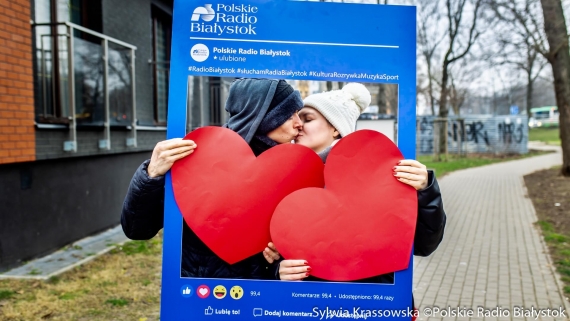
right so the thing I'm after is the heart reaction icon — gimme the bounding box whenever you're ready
[197,285,210,299]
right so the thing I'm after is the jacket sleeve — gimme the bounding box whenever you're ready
[120,159,166,240]
[249,253,279,280]
[413,170,447,257]
[272,258,284,280]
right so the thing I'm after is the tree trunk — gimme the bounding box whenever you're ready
[427,58,436,115]
[526,71,533,121]
[377,84,387,114]
[438,61,450,118]
[540,0,570,176]
[436,60,450,159]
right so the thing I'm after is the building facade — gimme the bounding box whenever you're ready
[0,0,228,271]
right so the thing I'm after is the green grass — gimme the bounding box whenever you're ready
[28,268,42,275]
[418,150,551,178]
[0,289,15,300]
[87,309,104,316]
[118,239,162,256]
[0,234,163,320]
[536,221,570,293]
[59,292,79,300]
[105,298,129,307]
[529,128,561,145]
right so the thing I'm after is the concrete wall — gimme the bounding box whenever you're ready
[417,115,529,155]
[0,151,151,272]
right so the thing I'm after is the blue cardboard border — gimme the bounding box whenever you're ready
[162,1,416,320]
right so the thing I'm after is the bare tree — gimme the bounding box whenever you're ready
[487,0,548,119]
[436,0,484,157]
[439,0,483,117]
[539,0,570,176]
[377,84,386,113]
[377,84,398,115]
[448,73,469,115]
[417,0,445,115]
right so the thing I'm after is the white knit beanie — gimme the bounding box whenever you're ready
[303,83,371,138]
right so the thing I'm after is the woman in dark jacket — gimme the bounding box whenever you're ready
[268,83,446,281]
[265,83,445,321]
[121,78,304,279]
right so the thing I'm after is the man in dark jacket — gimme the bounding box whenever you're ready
[121,78,303,279]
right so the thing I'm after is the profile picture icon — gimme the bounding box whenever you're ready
[190,43,209,62]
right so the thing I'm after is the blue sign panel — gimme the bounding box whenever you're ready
[162,1,417,320]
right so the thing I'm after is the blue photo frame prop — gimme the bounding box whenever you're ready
[162,1,417,320]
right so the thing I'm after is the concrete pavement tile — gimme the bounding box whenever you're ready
[413,147,569,318]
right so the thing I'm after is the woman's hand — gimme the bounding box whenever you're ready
[393,160,428,191]
[279,260,311,281]
[263,242,280,264]
[147,138,197,178]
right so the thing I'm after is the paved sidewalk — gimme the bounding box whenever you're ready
[413,145,568,320]
[0,225,128,280]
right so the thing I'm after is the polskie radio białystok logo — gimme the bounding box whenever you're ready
[191,4,215,22]
[190,4,258,36]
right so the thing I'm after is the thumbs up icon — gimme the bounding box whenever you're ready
[180,285,193,297]
[205,306,214,315]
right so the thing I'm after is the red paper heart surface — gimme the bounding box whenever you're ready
[171,126,325,264]
[270,130,418,281]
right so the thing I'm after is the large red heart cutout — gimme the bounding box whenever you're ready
[270,130,417,281]
[171,126,325,264]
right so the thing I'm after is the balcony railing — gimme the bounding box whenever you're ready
[32,22,138,152]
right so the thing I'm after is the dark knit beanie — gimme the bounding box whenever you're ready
[256,80,303,135]
[269,80,294,110]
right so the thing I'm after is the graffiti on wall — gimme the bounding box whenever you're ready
[417,115,528,155]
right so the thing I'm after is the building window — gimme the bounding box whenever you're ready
[33,0,104,124]
[151,5,172,125]
[209,77,222,126]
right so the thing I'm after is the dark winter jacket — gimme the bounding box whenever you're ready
[273,145,447,283]
[121,159,274,278]
[121,78,302,279]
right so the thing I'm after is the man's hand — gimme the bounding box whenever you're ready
[263,242,281,264]
[147,138,197,178]
[393,159,429,191]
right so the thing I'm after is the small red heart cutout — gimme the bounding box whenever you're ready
[270,130,417,281]
[171,126,325,264]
